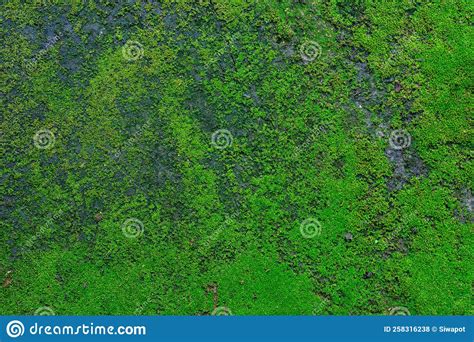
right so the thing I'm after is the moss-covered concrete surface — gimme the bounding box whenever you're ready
[1,0,472,315]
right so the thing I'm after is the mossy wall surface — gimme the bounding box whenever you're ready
[1,0,472,315]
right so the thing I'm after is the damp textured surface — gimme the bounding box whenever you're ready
[1,1,472,315]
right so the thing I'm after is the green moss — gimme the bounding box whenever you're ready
[1,0,471,315]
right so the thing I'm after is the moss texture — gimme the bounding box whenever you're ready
[1,0,472,315]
